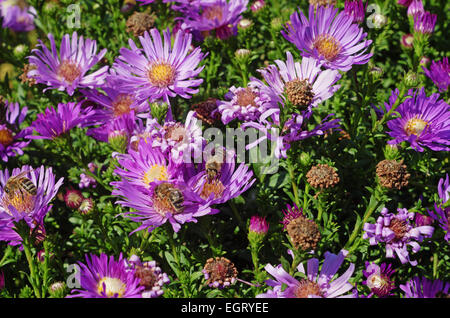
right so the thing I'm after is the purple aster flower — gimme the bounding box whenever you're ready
[362,262,396,298]
[363,207,434,266]
[282,5,372,71]
[29,102,97,140]
[112,139,181,191]
[112,179,218,233]
[386,88,450,152]
[136,111,205,164]
[256,250,357,298]
[422,57,450,93]
[344,0,366,24]
[125,255,170,298]
[187,147,255,205]
[68,253,144,298]
[0,0,36,32]
[0,100,33,162]
[257,52,341,112]
[0,165,63,247]
[111,28,207,119]
[27,32,108,96]
[413,11,437,34]
[87,111,139,145]
[79,163,98,189]
[400,276,449,298]
[428,174,450,242]
[179,0,249,40]
[217,81,278,124]
[407,0,424,17]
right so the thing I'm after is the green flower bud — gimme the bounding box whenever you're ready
[150,101,169,125]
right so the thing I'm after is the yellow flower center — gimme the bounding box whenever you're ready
[312,34,341,61]
[404,117,428,136]
[112,94,133,117]
[142,164,169,186]
[0,127,14,147]
[57,60,81,83]
[97,277,126,298]
[147,62,175,88]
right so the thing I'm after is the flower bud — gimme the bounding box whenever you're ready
[401,34,414,49]
[13,44,28,60]
[78,198,95,215]
[49,281,67,298]
[250,0,265,13]
[64,189,84,209]
[383,143,400,161]
[372,13,387,29]
[108,129,129,153]
[150,101,169,125]
[238,18,253,30]
[369,66,384,80]
[248,215,269,247]
[404,70,420,88]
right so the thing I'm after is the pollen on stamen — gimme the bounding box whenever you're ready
[202,5,223,21]
[147,62,175,88]
[112,94,134,117]
[57,60,82,83]
[200,179,225,200]
[404,117,428,136]
[142,165,169,186]
[236,87,258,107]
[312,34,341,61]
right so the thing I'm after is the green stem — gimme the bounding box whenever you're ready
[286,155,300,208]
[41,240,50,298]
[168,233,189,297]
[432,252,438,279]
[22,235,41,298]
[229,200,245,229]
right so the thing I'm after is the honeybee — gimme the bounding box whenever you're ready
[3,171,37,201]
[154,183,184,213]
[205,148,226,181]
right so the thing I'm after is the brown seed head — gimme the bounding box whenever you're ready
[191,98,220,125]
[285,79,314,108]
[376,159,410,190]
[126,11,155,37]
[306,164,340,189]
[286,216,321,251]
[203,257,238,287]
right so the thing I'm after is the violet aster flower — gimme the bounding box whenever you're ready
[422,57,450,93]
[344,0,366,24]
[386,88,450,152]
[87,111,139,144]
[217,81,278,124]
[111,28,207,119]
[362,262,396,298]
[281,203,304,229]
[125,255,170,298]
[27,32,108,96]
[112,139,181,191]
[257,52,341,112]
[363,207,434,266]
[282,5,372,71]
[413,11,437,34]
[0,165,64,247]
[187,147,255,205]
[68,253,144,298]
[428,174,450,242]
[131,111,205,164]
[256,250,356,298]
[180,0,249,40]
[29,102,97,140]
[400,276,449,298]
[0,100,33,162]
[0,0,36,32]
[112,179,218,233]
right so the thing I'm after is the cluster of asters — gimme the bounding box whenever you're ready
[1,0,449,299]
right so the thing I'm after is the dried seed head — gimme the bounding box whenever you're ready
[126,11,155,37]
[202,257,238,289]
[286,215,321,251]
[285,79,314,109]
[306,164,340,189]
[376,159,410,190]
[135,265,157,289]
[191,98,220,125]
